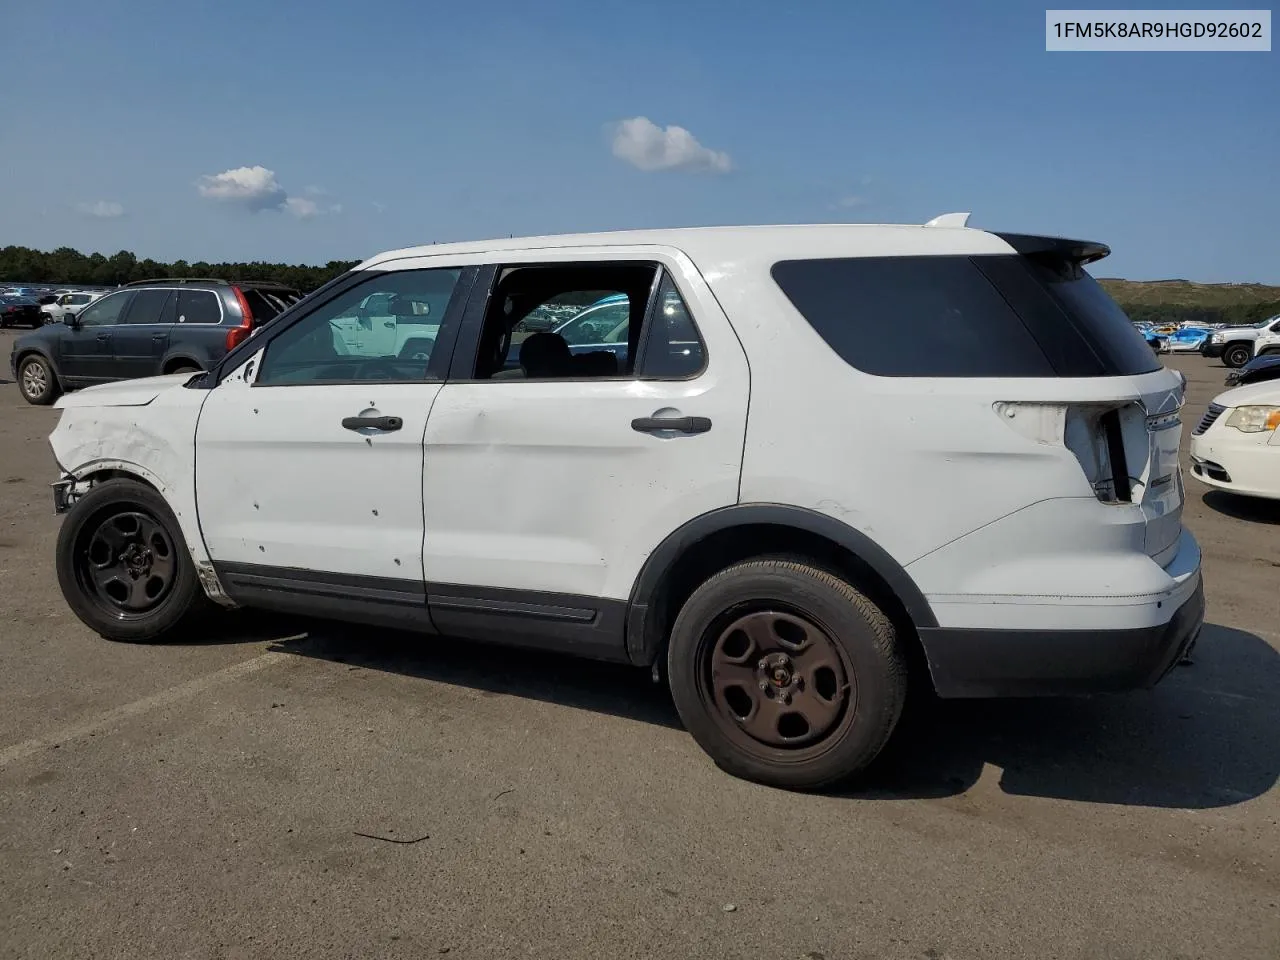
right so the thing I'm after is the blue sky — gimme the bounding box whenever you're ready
[1,0,1275,281]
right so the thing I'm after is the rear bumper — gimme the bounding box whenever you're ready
[919,579,1204,698]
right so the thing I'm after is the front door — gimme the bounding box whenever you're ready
[193,264,472,615]
[57,290,133,383]
[111,287,176,379]
[420,255,750,622]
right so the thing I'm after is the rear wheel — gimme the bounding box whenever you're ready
[18,355,60,405]
[55,478,215,642]
[168,363,202,376]
[1224,343,1253,368]
[667,559,907,790]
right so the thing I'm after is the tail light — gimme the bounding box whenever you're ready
[225,286,254,351]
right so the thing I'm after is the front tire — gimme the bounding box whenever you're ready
[667,559,907,791]
[1224,343,1253,368]
[55,478,214,642]
[18,355,60,405]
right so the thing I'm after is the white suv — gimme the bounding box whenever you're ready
[41,291,103,325]
[45,218,1204,790]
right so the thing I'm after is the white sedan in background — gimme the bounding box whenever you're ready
[1189,380,1280,500]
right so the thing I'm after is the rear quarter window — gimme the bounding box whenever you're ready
[177,290,222,325]
[771,256,1056,377]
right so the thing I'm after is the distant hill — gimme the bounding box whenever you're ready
[1098,278,1280,326]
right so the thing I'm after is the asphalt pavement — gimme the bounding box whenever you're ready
[1,334,1277,960]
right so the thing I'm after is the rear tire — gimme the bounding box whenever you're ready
[18,355,60,405]
[167,363,202,376]
[1224,343,1253,368]
[667,559,907,791]
[55,478,215,643]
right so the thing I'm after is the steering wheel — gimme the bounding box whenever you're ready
[355,358,402,380]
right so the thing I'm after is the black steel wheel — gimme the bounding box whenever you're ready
[1224,343,1253,368]
[56,478,215,642]
[668,559,907,790]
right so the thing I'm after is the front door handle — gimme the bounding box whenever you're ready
[151,333,166,341]
[631,415,712,435]
[95,334,110,342]
[341,415,403,432]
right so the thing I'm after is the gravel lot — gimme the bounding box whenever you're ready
[1,335,1277,960]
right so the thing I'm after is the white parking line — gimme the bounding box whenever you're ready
[0,650,297,769]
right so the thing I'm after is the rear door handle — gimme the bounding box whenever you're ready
[151,333,166,341]
[341,415,403,432]
[631,416,712,435]
[95,334,110,342]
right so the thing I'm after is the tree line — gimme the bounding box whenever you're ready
[4,243,1278,326]
[0,245,358,293]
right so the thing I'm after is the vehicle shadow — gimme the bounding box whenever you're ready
[267,620,682,730]
[850,622,1279,808]
[1201,490,1280,525]
[245,617,1277,810]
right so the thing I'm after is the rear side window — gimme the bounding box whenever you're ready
[177,290,222,325]
[773,254,1160,378]
[772,256,1055,377]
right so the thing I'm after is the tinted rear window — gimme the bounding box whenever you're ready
[772,254,1160,378]
[177,290,222,324]
[771,256,1055,377]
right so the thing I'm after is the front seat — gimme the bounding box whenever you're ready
[519,331,571,378]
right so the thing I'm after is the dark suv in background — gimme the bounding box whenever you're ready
[9,278,301,405]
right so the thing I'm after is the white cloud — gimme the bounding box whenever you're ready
[197,165,287,210]
[283,196,320,219]
[833,195,866,209]
[197,165,340,218]
[609,117,732,174]
[372,201,387,214]
[76,200,125,219]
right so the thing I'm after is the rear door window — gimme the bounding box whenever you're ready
[122,288,175,325]
[177,290,222,324]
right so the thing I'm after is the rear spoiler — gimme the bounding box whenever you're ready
[995,232,1111,266]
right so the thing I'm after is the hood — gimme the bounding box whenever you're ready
[1212,379,1280,409]
[54,373,195,409]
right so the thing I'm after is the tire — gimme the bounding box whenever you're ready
[1224,343,1253,368]
[55,478,215,643]
[18,354,60,405]
[667,558,907,791]
[39,313,52,326]
[167,363,202,376]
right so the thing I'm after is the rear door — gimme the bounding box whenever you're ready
[419,250,750,648]
[57,290,132,383]
[111,288,176,378]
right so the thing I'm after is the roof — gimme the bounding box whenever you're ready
[357,217,1097,273]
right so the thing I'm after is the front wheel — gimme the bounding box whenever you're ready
[1224,343,1253,368]
[667,559,907,791]
[55,478,215,642]
[18,355,60,405]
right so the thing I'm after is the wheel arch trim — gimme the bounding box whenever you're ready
[624,503,938,665]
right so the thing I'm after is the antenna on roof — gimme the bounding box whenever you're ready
[924,212,971,228]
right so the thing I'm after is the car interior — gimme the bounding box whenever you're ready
[475,264,659,380]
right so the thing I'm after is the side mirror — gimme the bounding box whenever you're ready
[63,314,80,328]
